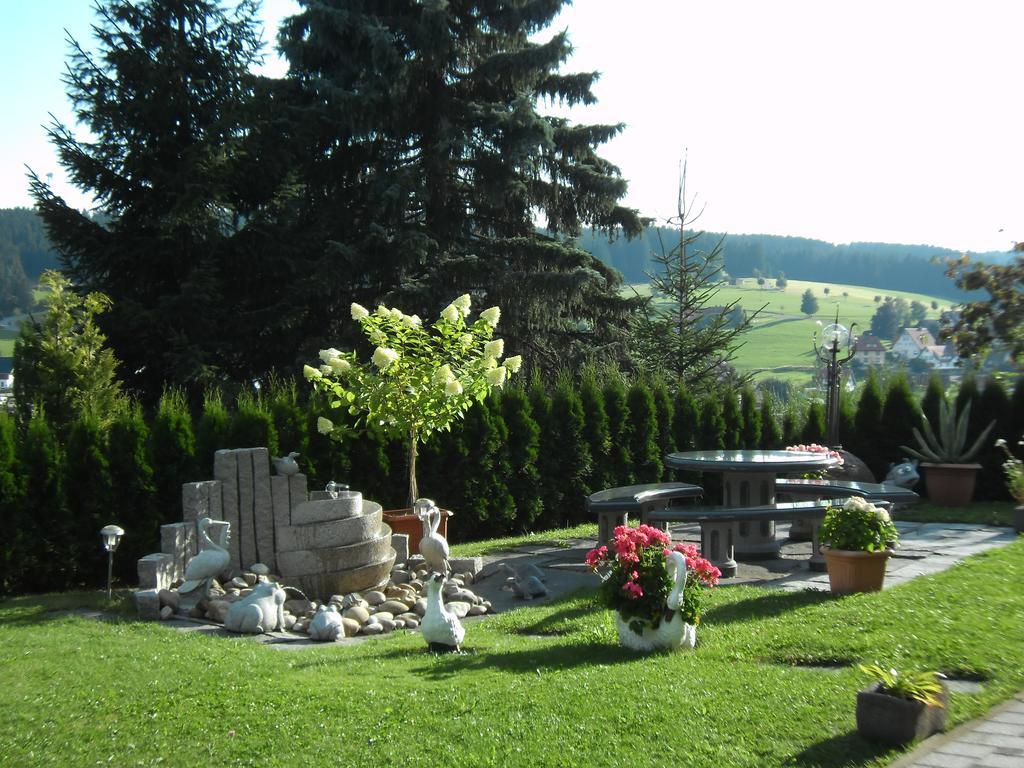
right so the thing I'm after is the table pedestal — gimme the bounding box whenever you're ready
[725,472,781,560]
[700,522,737,578]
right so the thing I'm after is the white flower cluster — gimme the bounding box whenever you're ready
[843,495,890,523]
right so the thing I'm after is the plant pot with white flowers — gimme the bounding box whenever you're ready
[304,294,521,553]
[819,496,900,595]
[900,400,995,507]
[994,436,1024,534]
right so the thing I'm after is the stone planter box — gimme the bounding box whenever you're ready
[856,681,949,745]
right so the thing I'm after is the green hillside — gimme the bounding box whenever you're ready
[630,279,954,384]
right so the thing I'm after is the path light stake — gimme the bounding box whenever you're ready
[100,524,124,599]
[813,310,858,448]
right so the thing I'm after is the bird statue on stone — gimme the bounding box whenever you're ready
[415,498,450,576]
[498,562,549,600]
[178,517,231,594]
[497,561,547,583]
[421,573,465,653]
[271,452,301,476]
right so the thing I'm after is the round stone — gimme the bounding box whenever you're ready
[377,618,397,632]
[359,623,384,636]
[380,599,411,615]
[340,617,360,637]
[468,604,487,616]
[250,563,271,576]
[364,590,386,606]
[342,605,370,624]
[372,611,394,623]
[413,598,427,617]
[446,601,471,619]
[159,605,174,620]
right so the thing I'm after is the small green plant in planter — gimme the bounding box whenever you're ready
[856,663,949,745]
[995,437,1024,533]
[900,399,995,506]
[819,497,899,594]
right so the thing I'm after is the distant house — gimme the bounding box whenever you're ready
[918,343,960,371]
[854,335,887,366]
[891,327,936,360]
[0,357,12,392]
[731,277,776,289]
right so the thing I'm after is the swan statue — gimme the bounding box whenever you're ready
[616,550,696,652]
[421,573,465,653]
[178,516,231,595]
[415,498,450,576]
[271,452,301,476]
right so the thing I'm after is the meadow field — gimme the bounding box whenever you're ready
[630,279,952,385]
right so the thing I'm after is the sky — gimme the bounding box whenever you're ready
[1,0,1021,253]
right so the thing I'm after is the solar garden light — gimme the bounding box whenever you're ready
[813,310,858,448]
[100,524,125,599]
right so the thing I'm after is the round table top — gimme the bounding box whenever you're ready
[665,449,838,473]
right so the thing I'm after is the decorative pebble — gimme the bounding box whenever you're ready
[408,579,423,592]
[390,569,411,585]
[340,617,360,637]
[205,600,231,624]
[446,601,471,619]
[359,623,384,636]
[239,588,253,598]
[403,618,420,630]
[461,571,474,585]
[188,604,205,619]
[376,618,397,632]
[284,598,313,615]
[342,605,370,624]
[242,573,258,587]
[328,594,345,606]
[468,604,487,616]
[372,611,395,623]
[380,599,411,615]
[283,614,297,630]
[250,563,271,576]
[364,590,386,606]
[230,576,249,589]
[159,605,174,620]
[413,598,427,617]
[158,589,180,610]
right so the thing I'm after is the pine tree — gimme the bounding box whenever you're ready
[194,388,231,477]
[921,374,946,428]
[499,386,542,532]
[1011,377,1024,448]
[697,396,725,451]
[800,289,819,317]
[579,368,612,492]
[650,379,675,480]
[149,389,196,526]
[879,373,920,471]
[671,385,699,454]
[19,409,69,592]
[759,394,783,449]
[278,0,644,371]
[545,379,590,525]
[626,381,661,483]
[66,412,114,585]
[781,405,801,447]
[269,378,310,477]
[12,270,121,439]
[974,380,1011,501]
[603,373,633,486]
[29,0,301,398]
[229,390,279,458]
[740,385,762,449]
[801,401,826,444]
[0,412,22,594]
[721,387,743,449]
[107,401,157,584]
[852,368,884,472]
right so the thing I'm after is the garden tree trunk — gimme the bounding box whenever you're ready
[407,428,418,508]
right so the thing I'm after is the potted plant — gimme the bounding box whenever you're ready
[855,663,949,745]
[900,399,995,506]
[305,294,521,550]
[585,525,720,652]
[995,437,1024,534]
[819,496,899,594]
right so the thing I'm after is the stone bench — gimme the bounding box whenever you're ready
[643,498,858,577]
[774,478,920,505]
[586,482,703,544]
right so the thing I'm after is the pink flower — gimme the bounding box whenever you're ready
[621,581,644,599]
[585,546,608,569]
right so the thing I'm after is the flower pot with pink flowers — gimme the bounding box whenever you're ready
[586,525,720,652]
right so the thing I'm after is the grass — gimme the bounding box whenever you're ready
[0,329,16,356]
[2,516,1022,767]
[894,500,1017,528]
[629,278,950,384]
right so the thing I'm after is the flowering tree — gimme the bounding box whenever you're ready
[305,294,521,506]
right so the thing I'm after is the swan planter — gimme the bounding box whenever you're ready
[587,525,720,653]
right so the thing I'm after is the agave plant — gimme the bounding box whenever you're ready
[900,400,995,464]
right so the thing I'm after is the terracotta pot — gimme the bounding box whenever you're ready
[856,681,949,745]
[821,546,892,594]
[381,508,452,555]
[920,462,981,507]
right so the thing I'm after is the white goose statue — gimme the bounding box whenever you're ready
[178,516,231,595]
[415,498,450,576]
[421,573,465,653]
[616,550,696,652]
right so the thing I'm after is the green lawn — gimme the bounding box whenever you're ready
[2,512,1022,767]
[0,329,16,356]
[630,279,950,385]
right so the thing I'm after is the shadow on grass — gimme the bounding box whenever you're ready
[0,591,134,627]
[701,589,832,626]
[787,730,892,767]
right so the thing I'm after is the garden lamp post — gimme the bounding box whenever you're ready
[813,311,858,448]
[100,524,124,599]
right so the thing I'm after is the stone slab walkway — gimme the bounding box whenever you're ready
[889,692,1024,768]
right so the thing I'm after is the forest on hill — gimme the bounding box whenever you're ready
[0,204,1006,317]
[581,227,1008,301]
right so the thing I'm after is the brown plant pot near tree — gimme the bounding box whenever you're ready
[856,681,949,745]
[382,509,452,555]
[920,462,981,507]
[821,547,892,594]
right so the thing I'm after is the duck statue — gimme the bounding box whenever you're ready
[414,498,450,576]
[421,573,465,653]
[271,452,301,476]
[615,550,696,652]
[178,516,231,595]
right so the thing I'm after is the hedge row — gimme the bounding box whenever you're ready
[1,372,1021,595]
